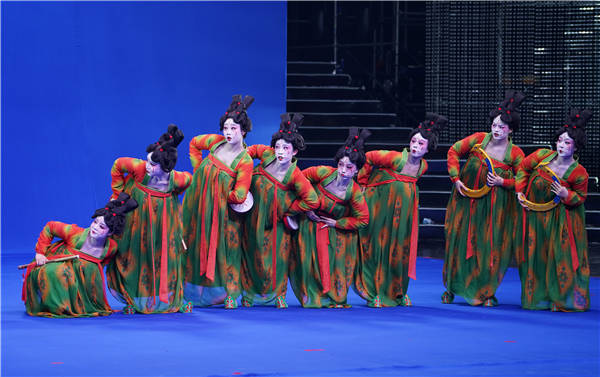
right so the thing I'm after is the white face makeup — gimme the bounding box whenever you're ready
[491,115,512,141]
[274,139,297,165]
[90,216,110,239]
[409,132,429,159]
[146,153,166,177]
[337,156,358,179]
[556,131,576,158]
[223,118,244,145]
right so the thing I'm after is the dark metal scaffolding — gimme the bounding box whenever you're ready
[426,1,600,178]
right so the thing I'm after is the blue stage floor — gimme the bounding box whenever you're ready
[2,253,598,377]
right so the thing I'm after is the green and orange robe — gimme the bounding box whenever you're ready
[106,157,192,314]
[182,134,253,306]
[289,166,369,308]
[241,145,319,306]
[22,222,117,318]
[354,148,427,307]
[515,149,590,311]
[443,132,524,305]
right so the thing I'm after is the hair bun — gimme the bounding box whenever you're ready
[489,90,525,132]
[333,127,370,170]
[421,112,447,134]
[271,113,306,151]
[567,108,592,130]
[221,94,254,134]
[92,193,138,235]
[145,124,182,172]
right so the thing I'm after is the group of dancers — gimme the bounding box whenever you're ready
[22,90,592,318]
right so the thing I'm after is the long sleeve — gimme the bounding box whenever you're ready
[35,221,83,255]
[357,150,403,185]
[286,168,321,215]
[356,162,373,186]
[501,146,525,190]
[366,150,404,169]
[447,132,487,182]
[563,165,588,207]
[515,149,551,193]
[246,144,273,160]
[228,153,254,204]
[189,134,225,171]
[335,184,370,230]
[110,157,147,199]
[173,170,193,195]
[302,166,334,184]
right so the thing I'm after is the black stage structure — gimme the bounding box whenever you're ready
[287,1,600,275]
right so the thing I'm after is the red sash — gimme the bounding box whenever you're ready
[316,223,331,293]
[200,154,236,281]
[313,180,345,293]
[135,181,171,304]
[256,166,290,291]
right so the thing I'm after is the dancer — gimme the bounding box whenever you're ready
[241,113,319,308]
[22,193,138,318]
[106,125,192,314]
[354,113,447,307]
[289,128,370,308]
[182,95,254,309]
[516,109,591,311]
[442,90,525,306]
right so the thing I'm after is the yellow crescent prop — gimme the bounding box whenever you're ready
[518,164,561,212]
[460,145,494,199]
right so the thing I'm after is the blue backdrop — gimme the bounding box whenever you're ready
[1,2,287,252]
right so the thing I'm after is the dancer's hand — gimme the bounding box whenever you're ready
[486,172,504,187]
[319,216,337,229]
[516,192,529,210]
[306,211,321,222]
[550,181,568,199]
[454,180,467,196]
[35,253,48,266]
